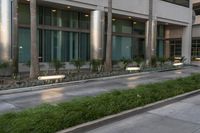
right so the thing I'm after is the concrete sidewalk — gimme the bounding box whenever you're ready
[0,66,200,114]
[86,93,200,133]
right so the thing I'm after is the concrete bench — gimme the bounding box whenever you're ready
[126,67,141,72]
[173,63,183,67]
[38,75,65,81]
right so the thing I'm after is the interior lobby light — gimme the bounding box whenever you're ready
[52,9,56,12]
[112,18,116,21]
[67,6,71,9]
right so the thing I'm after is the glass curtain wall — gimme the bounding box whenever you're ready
[157,25,165,57]
[169,39,182,57]
[192,39,200,58]
[18,4,90,63]
[112,19,145,61]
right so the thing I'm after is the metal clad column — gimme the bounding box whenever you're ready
[90,10,105,60]
[0,0,12,62]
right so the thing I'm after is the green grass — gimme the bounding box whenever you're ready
[1,74,200,133]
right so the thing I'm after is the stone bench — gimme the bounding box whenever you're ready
[126,67,141,72]
[38,75,65,82]
[173,63,183,67]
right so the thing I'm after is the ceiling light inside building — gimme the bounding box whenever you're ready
[52,9,56,12]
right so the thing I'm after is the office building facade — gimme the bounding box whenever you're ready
[0,0,192,70]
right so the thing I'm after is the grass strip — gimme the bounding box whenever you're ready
[1,74,200,133]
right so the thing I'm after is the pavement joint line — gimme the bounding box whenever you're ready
[57,89,200,133]
[192,127,200,133]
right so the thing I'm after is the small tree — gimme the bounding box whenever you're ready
[120,58,132,70]
[150,56,157,67]
[51,60,65,74]
[158,57,168,67]
[168,57,175,65]
[0,62,9,69]
[134,57,144,67]
[70,59,85,73]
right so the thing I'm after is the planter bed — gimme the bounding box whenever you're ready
[0,73,200,133]
[0,65,180,91]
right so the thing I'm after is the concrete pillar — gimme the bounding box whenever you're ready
[0,0,12,62]
[182,25,192,64]
[90,10,105,60]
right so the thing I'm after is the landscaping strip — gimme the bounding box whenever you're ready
[1,73,200,133]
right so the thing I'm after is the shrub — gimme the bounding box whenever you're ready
[150,56,157,67]
[0,74,200,133]
[0,61,9,69]
[70,59,85,73]
[157,57,168,66]
[168,57,175,64]
[120,58,132,70]
[90,59,103,72]
[134,57,144,67]
[50,60,65,73]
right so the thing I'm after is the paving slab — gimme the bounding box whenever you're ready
[86,112,200,133]
[85,94,200,133]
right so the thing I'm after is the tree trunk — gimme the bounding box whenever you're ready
[30,0,39,79]
[12,0,19,75]
[105,0,113,72]
[146,0,154,65]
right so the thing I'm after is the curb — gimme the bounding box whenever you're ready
[57,89,200,133]
[0,72,149,95]
[0,66,188,95]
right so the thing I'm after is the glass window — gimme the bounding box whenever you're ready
[19,28,30,63]
[79,33,90,61]
[157,25,165,38]
[79,13,90,29]
[62,11,78,28]
[157,40,165,57]
[19,4,30,25]
[113,19,132,34]
[192,39,200,58]
[133,21,145,36]
[112,36,132,60]
[170,40,182,57]
[132,38,145,58]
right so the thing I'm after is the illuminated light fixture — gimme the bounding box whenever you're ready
[112,18,116,21]
[67,6,71,9]
[26,0,30,1]
[85,14,89,17]
[52,9,56,12]
[173,63,183,67]
[128,16,132,19]
[38,75,66,81]
[133,21,137,25]
[195,58,200,60]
